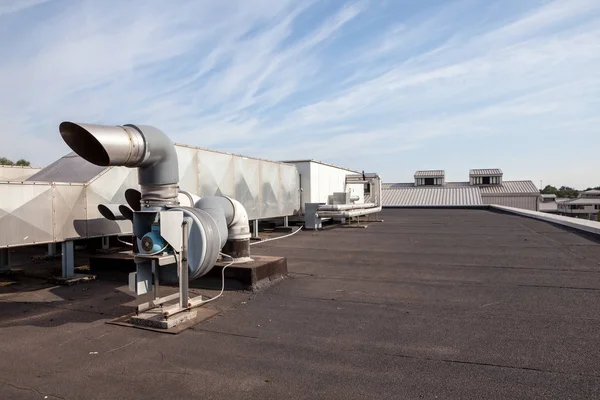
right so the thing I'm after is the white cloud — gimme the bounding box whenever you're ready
[0,0,599,187]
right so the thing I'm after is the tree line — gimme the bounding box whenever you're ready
[0,157,31,167]
[541,185,600,198]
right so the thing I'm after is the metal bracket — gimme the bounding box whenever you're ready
[134,219,204,319]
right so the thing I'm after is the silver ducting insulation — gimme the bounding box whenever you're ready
[150,197,252,283]
[317,175,383,218]
[194,196,251,241]
[318,202,376,211]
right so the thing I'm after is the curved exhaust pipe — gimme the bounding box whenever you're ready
[125,188,142,212]
[118,205,134,221]
[59,122,179,207]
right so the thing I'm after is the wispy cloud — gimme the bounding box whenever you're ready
[0,0,599,187]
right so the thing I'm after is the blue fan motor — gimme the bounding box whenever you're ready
[140,223,168,254]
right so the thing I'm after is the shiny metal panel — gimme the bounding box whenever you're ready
[279,163,301,216]
[1,145,299,248]
[53,183,88,241]
[260,161,282,218]
[85,167,135,237]
[0,166,42,181]
[233,156,260,219]
[197,149,235,198]
[0,182,54,246]
[175,146,200,196]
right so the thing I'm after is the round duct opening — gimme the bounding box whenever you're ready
[98,204,120,220]
[59,122,111,166]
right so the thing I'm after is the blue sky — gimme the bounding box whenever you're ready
[0,0,598,189]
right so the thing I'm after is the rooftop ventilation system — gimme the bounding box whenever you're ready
[59,121,251,318]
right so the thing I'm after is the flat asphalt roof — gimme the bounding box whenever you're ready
[1,208,600,399]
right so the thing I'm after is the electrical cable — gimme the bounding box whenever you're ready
[117,235,134,247]
[250,225,303,246]
[196,252,235,305]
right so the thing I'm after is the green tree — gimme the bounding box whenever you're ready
[541,185,558,195]
[0,157,14,166]
[557,186,579,198]
[15,159,30,167]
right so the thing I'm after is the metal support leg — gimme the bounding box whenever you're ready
[48,243,57,256]
[179,221,189,309]
[61,241,74,278]
[252,219,259,239]
[101,236,110,250]
[0,248,10,273]
[283,216,289,228]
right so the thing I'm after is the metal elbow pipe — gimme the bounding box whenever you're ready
[59,122,179,207]
[195,196,252,261]
[194,196,251,241]
[194,196,230,249]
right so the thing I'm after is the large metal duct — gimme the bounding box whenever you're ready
[195,196,252,261]
[59,122,179,208]
[60,121,252,291]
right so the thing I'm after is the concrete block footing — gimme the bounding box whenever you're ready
[131,309,198,329]
[50,273,96,286]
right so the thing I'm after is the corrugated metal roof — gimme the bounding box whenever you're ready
[384,182,415,189]
[26,152,107,183]
[414,170,444,178]
[562,198,600,205]
[480,180,539,195]
[581,190,600,196]
[382,186,482,206]
[470,168,503,176]
[445,181,471,187]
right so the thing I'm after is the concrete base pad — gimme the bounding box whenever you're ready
[50,273,96,285]
[108,307,220,334]
[131,309,198,329]
[206,255,288,292]
[91,252,287,291]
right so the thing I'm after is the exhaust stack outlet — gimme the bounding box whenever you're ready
[59,122,179,208]
[118,205,134,221]
[98,204,128,221]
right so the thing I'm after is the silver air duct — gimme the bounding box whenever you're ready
[59,122,179,208]
[60,121,253,294]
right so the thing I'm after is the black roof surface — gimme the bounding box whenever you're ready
[1,208,600,399]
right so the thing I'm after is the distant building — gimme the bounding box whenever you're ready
[556,190,600,220]
[382,168,540,211]
[539,194,558,213]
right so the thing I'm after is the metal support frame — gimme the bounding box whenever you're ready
[61,241,74,278]
[283,216,289,228]
[251,219,260,239]
[136,220,204,319]
[48,243,57,256]
[0,248,10,273]
[101,236,110,250]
